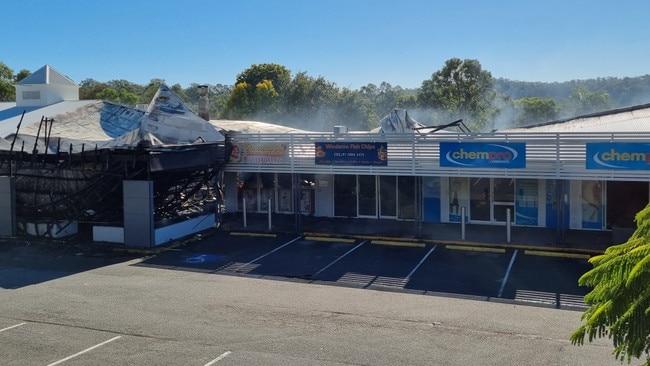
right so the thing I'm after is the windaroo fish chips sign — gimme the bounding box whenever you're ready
[315,142,388,166]
[440,142,526,168]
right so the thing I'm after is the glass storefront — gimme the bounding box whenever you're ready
[333,175,416,220]
[237,173,314,214]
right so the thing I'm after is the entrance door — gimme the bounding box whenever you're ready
[607,181,649,228]
[470,178,491,221]
[358,175,377,217]
[398,176,416,219]
[334,175,357,217]
[469,178,515,223]
[492,178,515,223]
[379,176,397,218]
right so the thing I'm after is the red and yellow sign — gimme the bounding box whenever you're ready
[230,143,289,164]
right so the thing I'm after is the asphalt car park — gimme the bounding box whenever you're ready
[0,233,611,365]
[0,320,235,366]
[138,231,593,309]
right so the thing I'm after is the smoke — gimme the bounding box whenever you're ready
[491,104,521,132]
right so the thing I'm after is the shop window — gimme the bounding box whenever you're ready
[398,176,416,219]
[260,173,275,211]
[358,175,376,216]
[300,174,315,214]
[238,173,258,212]
[334,175,357,217]
[277,174,292,212]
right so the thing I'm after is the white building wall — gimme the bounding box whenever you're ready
[16,84,79,107]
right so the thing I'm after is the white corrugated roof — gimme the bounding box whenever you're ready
[0,100,100,138]
[211,119,311,134]
[505,104,650,133]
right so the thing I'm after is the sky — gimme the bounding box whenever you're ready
[3,0,650,90]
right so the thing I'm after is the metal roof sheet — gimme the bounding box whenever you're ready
[17,64,77,86]
[505,104,650,133]
[0,100,100,138]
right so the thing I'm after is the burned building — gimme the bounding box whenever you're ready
[0,65,229,246]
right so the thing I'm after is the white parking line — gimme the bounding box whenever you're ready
[312,240,367,277]
[204,351,232,365]
[234,236,302,272]
[0,322,26,332]
[497,249,518,298]
[46,335,122,366]
[406,245,437,279]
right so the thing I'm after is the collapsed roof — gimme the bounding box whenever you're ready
[374,109,425,133]
[1,84,225,153]
[372,108,470,134]
[0,85,229,231]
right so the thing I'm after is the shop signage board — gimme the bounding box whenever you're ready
[439,142,526,168]
[229,143,289,164]
[315,142,388,166]
[586,142,650,170]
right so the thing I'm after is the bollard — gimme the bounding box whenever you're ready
[461,206,466,240]
[243,197,247,228]
[506,208,511,243]
[267,197,272,230]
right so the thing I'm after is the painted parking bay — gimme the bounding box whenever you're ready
[312,240,435,289]
[136,232,300,273]
[238,236,362,279]
[405,245,515,298]
[501,251,592,309]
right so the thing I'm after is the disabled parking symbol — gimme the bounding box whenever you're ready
[185,254,221,264]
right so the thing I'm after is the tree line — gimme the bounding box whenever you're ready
[2,60,650,132]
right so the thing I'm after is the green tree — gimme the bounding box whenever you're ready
[106,79,144,96]
[79,78,108,100]
[236,63,290,95]
[118,89,139,105]
[97,88,119,102]
[513,97,558,126]
[417,58,497,131]
[361,82,414,118]
[224,63,291,120]
[571,203,650,365]
[95,87,139,105]
[253,79,279,115]
[563,86,611,117]
[15,69,31,83]
[331,88,377,131]
[223,82,252,119]
[281,73,337,114]
[207,84,232,119]
[140,79,165,105]
[0,62,15,101]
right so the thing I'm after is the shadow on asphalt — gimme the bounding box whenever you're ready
[0,239,139,289]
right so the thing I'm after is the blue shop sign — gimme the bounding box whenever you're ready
[586,143,650,170]
[440,142,526,168]
[315,142,388,166]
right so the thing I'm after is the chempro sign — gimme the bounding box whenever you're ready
[440,142,526,168]
[586,142,650,170]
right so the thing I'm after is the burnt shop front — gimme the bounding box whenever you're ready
[222,134,650,233]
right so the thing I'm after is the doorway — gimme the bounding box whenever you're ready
[358,175,377,217]
[334,175,357,217]
[606,181,649,228]
[469,178,515,223]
